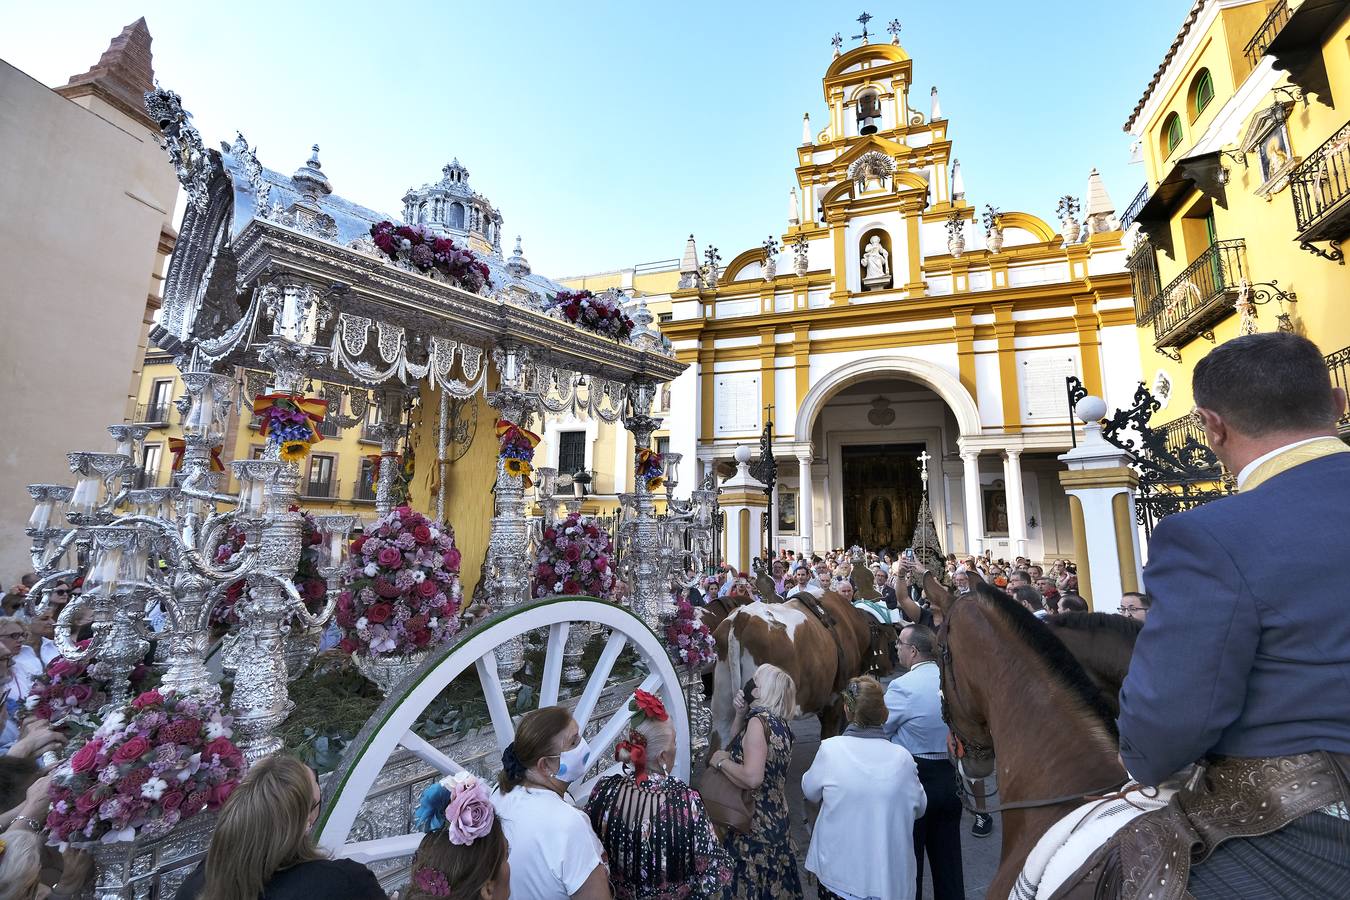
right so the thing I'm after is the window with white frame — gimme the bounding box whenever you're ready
[557,431,586,477]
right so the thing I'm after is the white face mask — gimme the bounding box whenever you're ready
[549,737,592,783]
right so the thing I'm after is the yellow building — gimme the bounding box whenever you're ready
[566,31,1142,564]
[129,353,386,517]
[1123,0,1350,441]
[0,19,179,579]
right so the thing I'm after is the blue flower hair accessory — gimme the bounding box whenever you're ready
[414,780,453,833]
[413,771,497,844]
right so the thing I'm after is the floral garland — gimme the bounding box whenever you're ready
[336,506,462,657]
[211,510,327,627]
[544,289,634,341]
[666,596,716,671]
[636,447,664,491]
[495,419,540,487]
[45,689,243,845]
[370,221,492,293]
[254,393,327,463]
[23,642,152,737]
[533,512,616,599]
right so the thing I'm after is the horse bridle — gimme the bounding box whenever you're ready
[936,602,1127,815]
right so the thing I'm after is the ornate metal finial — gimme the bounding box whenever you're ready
[292,144,332,198]
[887,19,901,43]
[507,235,531,279]
[143,84,212,212]
[853,12,872,44]
[917,449,931,490]
[701,246,722,288]
[831,32,843,56]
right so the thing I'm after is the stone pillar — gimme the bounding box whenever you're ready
[797,450,814,557]
[1058,396,1143,609]
[960,449,984,556]
[1003,449,1027,558]
[722,447,769,574]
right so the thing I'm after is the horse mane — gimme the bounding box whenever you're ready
[972,583,1119,738]
[1045,611,1142,637]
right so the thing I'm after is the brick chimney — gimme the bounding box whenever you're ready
[55,17,157,131]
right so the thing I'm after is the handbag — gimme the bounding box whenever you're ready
[695,760,754,834]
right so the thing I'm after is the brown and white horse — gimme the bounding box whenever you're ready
[928,575,1130,898]
[710,590,879,748]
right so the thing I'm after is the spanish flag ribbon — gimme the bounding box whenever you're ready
[253,393,329,443]
[493,419,541,448]
[366,452,401,483]
[169,438,225,472]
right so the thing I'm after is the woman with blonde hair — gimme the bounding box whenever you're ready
[707,663,802,899]
[175,754,384,900]
[802,676,926,900]
[585,690,730,898]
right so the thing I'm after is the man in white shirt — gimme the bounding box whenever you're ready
[14,609,60,689]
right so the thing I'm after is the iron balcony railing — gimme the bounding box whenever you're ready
[315,418,341,439]
[1326,345,1350,431]
[1289,120,1350,241]
[354,477,378,503]
[302,477,341,501]
[135,402,174,426]
[1120,183,1149,231]
[1243,0,1290,67]
[1148,240,1248,349]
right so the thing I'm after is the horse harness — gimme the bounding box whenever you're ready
[794,593,852,694]
[936,604,1127,816]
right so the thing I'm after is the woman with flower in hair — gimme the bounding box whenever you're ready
[491,706,609,899]
[408,772,510,900]
[584,690,730,899]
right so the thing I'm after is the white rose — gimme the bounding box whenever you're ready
[364,563,379,577]
[356,617,369,631]
[412,570,426,583]
[141,778,169,801]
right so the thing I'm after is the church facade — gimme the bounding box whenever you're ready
[565,37,1143,562]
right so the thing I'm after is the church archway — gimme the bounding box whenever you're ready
[794,354,980,442]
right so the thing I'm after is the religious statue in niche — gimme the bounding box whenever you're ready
[861,235,891,290]
[841,444,923,550]
[984,486,1010,535]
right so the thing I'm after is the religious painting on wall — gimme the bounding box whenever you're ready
[841,443,924,552]
[984,486,1010,536]
[777,490,798,534]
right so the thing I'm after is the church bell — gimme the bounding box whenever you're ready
[856,94,882,135]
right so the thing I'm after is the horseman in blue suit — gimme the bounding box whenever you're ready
[1118,332,1350,898]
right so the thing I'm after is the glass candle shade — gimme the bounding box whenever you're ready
[28,497,55,531]
[662,452,683,491]
[68,474,102,517]
[535,467,558,501]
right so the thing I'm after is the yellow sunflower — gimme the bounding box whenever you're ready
[647,476,664,491]
[279,440,311,462]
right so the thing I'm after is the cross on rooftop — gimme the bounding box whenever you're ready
[831,33,843,53]
[887,19,901,42]
[853,12,872,44]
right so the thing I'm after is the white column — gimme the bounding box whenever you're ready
[1004,449,1027,558]
[961,450,984,556]
[797,451,814,557]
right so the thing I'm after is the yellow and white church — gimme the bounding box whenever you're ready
[563,34,1143,564]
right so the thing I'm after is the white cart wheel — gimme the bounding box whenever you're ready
[315,597,690,864]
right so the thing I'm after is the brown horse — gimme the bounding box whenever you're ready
[1043,612,1140,717]
[929,575,1129,898]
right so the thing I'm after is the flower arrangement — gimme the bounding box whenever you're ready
[636,447,664,491]
[211,510,328,627]
[370,221,492,293]
[532,512,616,599]
[44,689,244,845]
[544,290,634,341]
[413,770,495,843]
[1056,195,1081,220]
[336,506,462,657]
[23,643,151,736]
[665,596,717,671]
[495,419,540,486]
[253,393,327,462]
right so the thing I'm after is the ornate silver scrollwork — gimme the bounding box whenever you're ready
[144,85,214,213]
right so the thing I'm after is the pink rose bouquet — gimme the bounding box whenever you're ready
[666,596,717,671]
[23,642,151,738]
[212,509,328,627]
[532,512,616,600]
[544,289,634,341]
[370,221,492,293]
[45,689,243,845]
[337,506,462,657]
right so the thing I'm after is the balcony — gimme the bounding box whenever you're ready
[1289,120,1350,257]
[135,402,174,426]
[1153,415,1221,479]
[354,478,378,503]
[315,418,341,439]
[301,477,341,501]
[1120,184,1149,231]
[1326,345,1350,432]
[359,422,381,444]
[1243,0,1290,67]
[1148,240,1248,350]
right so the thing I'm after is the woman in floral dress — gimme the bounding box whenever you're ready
[586,690,731,898]
[708,663,803,900]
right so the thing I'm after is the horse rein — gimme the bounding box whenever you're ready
[937,603,1128,816]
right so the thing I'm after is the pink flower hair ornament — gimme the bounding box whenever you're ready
[413,771,496,846]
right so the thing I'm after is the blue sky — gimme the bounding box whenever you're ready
[3,1,1186,277]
